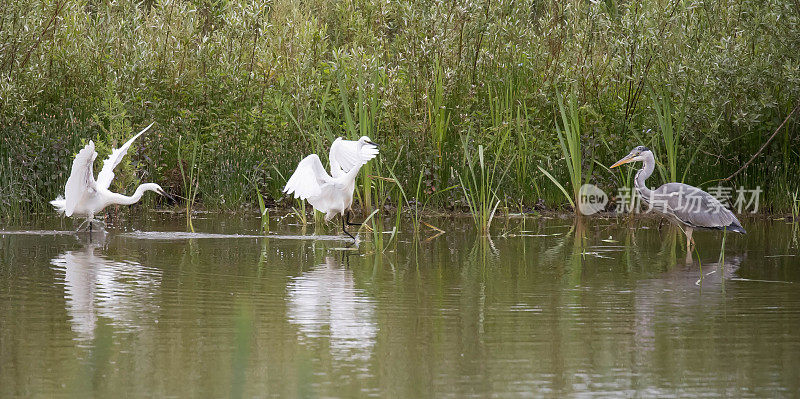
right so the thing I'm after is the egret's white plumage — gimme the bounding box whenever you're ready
[51,123,170,230]
[329,137,380,177]
[283,136,379,238]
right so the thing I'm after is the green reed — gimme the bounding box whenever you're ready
[790,190,800,247]
[338,68,382,215]
[1,0,798,215]
[651,85,689,183]
[407,168,456,235]
[540,90,583,212]
[247,176,269,234]
[291,199,308,229]
[457,128,512,236]
[0,155,21,220]
[361,148,406,252]
[177,135,202,233]
[429,57,451,158]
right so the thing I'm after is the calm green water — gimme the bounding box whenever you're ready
[1,215,799,397]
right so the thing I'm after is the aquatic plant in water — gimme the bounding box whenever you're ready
[457,130,512,236]
[178,135,202,233]
[540,91,584,213]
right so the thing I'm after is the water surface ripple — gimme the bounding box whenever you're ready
[1,216,798,397]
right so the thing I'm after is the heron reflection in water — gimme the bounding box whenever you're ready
[50,234,162,342]
[287,256,377,363]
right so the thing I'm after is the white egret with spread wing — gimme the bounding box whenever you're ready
[51,123,171,231]
[611,145,745,251]
[283,136,379,240]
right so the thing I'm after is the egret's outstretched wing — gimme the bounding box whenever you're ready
[64,141,98,216]
[96,122,154,190]
[329,137,379,176]
[283,154,334,200]
[50,196,67,213]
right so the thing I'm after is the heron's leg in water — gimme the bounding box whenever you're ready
[345,210,362,226]
[685,227,694,251]
[341,215,356,240]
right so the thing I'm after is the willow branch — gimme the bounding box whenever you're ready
[724,102,800,181]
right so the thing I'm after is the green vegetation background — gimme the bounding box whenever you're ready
[1,0,798,217]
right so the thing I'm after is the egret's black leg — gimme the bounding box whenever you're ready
[343,249,352,266]
[346,210,362,226]
[342,215,356,240]
[89,220,93,233]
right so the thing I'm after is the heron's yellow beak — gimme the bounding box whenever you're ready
[610,155,635,169]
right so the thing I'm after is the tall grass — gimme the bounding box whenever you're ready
[407,168,456,235]
[457,128,512,235]
[429,57,450,158]
[338,68,382,215]
[0,0,798,217]
[540,91,583,212]
[651,86,688,183]
[363,150,405,252]
[248,176,269,234]
[177,135,202,233]
[791,190,799,247]
[0,156,21,219]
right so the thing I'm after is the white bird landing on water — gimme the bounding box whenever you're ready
[51,123,171,232]
[283,136,379,240]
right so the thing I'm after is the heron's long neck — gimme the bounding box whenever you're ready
[106,184,155,206]
[634,152,655,201]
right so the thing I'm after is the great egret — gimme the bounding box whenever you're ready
[611,146,745,251]
[283,136,379,240]
[51,123,171,231]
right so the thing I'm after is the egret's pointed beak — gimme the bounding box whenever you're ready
[157,188,175,202]
[366,140,379,147]
[610,154,635,169]
[138,121,156,135]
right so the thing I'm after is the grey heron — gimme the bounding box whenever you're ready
[611,146,746,251]
[51,123,172,231]
[283,136,379,240]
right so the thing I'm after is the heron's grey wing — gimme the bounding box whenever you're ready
[329,137,379,177]
[652,183,740,230]
[283,154,334,200]
[96,123,153,190]
[64,141,98,216]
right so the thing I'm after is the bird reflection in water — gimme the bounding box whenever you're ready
[50,234,162,343]
[287,256,377,364]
